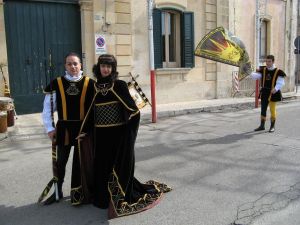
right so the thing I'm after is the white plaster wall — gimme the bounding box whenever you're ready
[284,0,298,91]
[131,0,150,85]
[228,0,295,93]
[233,0,288,69]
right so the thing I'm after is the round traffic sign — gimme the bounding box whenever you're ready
[96,37,105,47]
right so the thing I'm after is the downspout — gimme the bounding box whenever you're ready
[255,0,260,108]
[147,0,157,123]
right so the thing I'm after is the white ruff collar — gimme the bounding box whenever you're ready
[266,64,276,71]
[64,71,83,81]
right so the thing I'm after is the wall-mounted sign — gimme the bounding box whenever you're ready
[95,34,107,55]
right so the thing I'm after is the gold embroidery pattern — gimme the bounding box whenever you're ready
[145,180,172,193]
[66,83,80,95]
[71,186,84,205]
[95,102,125,126]
[108,170,171,218]
[96,83,111,96]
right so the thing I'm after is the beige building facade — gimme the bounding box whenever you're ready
[0,0,298,106]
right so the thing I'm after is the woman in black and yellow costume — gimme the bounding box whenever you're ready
[78,54,171,219]
[251,55,286,132]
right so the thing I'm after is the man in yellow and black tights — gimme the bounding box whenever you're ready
[251,55,286,133]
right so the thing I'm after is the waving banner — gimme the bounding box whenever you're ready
[194,27,252,80]
[127,73,151,109]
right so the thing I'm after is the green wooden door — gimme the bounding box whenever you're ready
[4,0,81,114]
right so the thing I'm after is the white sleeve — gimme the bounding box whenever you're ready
[42,93,57,133]
[274,77,285,92]
[250,72,262,80]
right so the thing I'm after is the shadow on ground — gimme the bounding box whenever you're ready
[0,198,109,225]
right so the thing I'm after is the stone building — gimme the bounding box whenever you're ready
[0,0,298,114]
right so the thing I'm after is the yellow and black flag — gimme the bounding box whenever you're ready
[195,27,252,80]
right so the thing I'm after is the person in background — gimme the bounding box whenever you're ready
[250,55,286,133]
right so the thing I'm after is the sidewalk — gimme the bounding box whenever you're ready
[140,90,300,123]
[1,90,299,141]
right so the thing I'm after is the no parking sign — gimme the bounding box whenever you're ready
[95,34,107,55]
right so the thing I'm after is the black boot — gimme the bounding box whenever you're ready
[254,120,265,131]
[44,182,63,205]
[43,191,63,205]
[269,120,275,133]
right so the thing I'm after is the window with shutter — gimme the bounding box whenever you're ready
[181,12,194,68]
[153,8,194,69]
[153,8,163,69]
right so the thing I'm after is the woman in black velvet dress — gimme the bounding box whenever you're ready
[78,54,171,219]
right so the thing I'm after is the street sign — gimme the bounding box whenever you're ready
[95,34,107,55]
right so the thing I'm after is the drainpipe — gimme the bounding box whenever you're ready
[255,0,260,108]
[147,0,157,123]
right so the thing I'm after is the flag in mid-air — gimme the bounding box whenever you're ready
[195,27,252,80]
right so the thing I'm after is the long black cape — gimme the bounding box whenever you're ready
[78,80,171,219]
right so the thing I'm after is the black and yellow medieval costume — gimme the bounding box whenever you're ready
[43,75,95,205]
[254,66,286,132]
[78,54,171,219]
